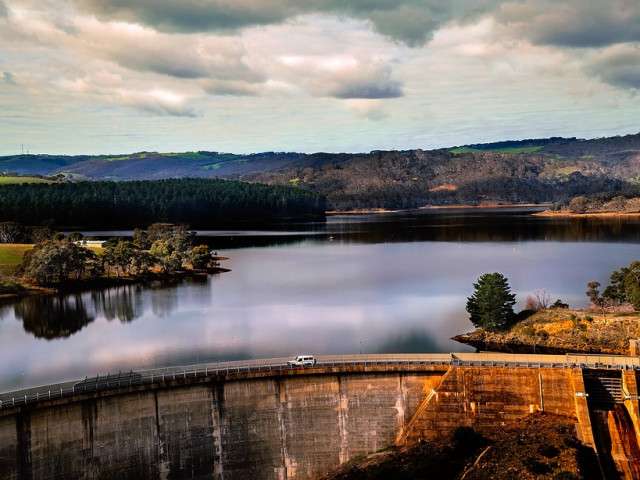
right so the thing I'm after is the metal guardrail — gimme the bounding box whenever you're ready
[1,353,639,410]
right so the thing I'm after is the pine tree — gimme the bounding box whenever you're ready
[466,272,517,331]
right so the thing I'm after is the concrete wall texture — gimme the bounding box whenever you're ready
[1,364,639,479]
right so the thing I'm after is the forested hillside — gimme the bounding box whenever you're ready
[0,179,325,228]
[2,132,640,210]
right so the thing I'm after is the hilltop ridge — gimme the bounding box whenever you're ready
[2,132,640,211]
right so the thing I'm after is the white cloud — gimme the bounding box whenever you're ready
[76,18,265,85]
[0,0,639,154]
[275,54,402,99]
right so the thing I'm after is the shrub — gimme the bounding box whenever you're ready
[0,280,26,293]
[538,444,560,458]
[524,457,551,474]
[551,299,569,309]
[553,471,581,480]
[568,196,590,214]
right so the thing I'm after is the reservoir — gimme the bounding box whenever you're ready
[2,206,640,392]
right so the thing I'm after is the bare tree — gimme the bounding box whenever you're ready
[525,289,551,311]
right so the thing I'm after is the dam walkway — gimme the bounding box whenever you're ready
[2,352,639,410]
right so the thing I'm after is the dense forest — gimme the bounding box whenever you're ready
[0,178,326,228]
[2,132,640,211]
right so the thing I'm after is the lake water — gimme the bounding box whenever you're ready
[3,207,640,392]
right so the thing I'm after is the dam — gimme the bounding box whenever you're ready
[1,353,640,479]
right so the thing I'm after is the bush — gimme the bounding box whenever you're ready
[524,457,551,474]
[551,299,569,309]
[568,196,590,214]
[553,471,581,480]
[538,444,560,458]
[0,280,26,293]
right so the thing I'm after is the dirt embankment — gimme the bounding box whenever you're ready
[453,309,640,355]
[320,413,592,480]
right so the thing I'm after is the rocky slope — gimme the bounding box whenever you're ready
[453,308,640,355]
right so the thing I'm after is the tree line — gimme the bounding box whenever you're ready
[586,261,640,314]
[0,178,326,228]
[246,149,633,211]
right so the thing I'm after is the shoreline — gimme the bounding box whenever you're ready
[0,266,230,302]
[451,308,640,356]
[534,210,640,218]
[327,203,550,215]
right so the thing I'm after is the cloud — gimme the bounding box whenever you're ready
[199,79,262,96]
[585,44,640,90]
[277,55,403,99]
[344,99,389,120]
[60,71,199,117]
[69,0,500,46]
[0,0,7,17]
[70,0,300,33]
[69,18,268,97]
[495,0,640,48]
[76,19,264,81]
[2,71,16,85]
[114,89,199,117]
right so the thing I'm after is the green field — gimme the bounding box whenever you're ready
[0,176,53,184]
[0,244,30,265]
[0,244,30,277]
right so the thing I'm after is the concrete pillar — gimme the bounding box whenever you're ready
[622,370,640,446]
[571,369,595,447]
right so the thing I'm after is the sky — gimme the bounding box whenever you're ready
[0,0,639,156]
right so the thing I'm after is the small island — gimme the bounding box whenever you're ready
[454,262,640,356]
[0,222,228,298]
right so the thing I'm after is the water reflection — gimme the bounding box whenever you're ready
[197,209,640,248]
[15,294,95,339]
[80,208,640,249]
[6,278,203,340]
[373,331,439,354]
[92,285,144,323]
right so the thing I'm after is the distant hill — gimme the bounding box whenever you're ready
[2,132,640,210]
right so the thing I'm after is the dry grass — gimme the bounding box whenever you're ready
[0,244,31,268]
[510,308,640,354]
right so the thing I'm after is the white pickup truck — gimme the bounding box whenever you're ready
[287,355,317,367]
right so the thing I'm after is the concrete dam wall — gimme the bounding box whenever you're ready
[1,354,640,479]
